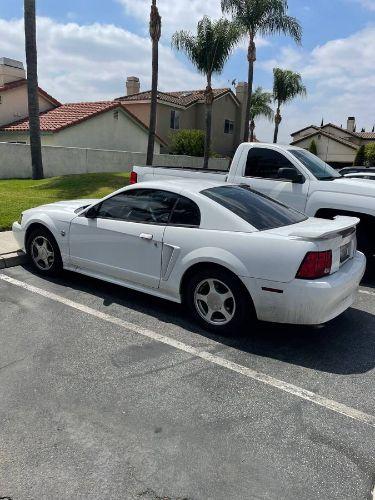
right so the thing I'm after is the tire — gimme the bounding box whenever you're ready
[184,267,254,334]
[26,227,63,275]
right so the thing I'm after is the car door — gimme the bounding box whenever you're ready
[68,188,179,288]
[238,146,309,212]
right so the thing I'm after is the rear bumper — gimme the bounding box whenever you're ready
[242,251,366,325]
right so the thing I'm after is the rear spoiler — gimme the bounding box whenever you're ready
[290,216,360,240]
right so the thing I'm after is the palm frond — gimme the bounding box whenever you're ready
[250,86,274,121]
[172,16,241,78]
[273,67,306,105]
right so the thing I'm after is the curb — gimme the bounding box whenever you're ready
[0,251,28,269]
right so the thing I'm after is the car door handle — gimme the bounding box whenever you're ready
[139,233,153,240]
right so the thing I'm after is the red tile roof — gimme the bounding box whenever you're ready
[0,101,166,145]
[0,78,61,106]
[358,132,375,139]
[117,88,239,107]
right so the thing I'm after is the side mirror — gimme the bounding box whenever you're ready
[278,167,305,184]
[85,206,98,219]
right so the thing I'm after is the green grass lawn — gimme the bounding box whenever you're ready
[0,172,130,231]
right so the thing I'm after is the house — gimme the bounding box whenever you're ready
[0,101,165,153]
[291,117,375,168]
[0,58,164,153]
[0,57,60,127]
[117,77,249,156]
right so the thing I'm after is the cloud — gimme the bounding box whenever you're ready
[0,16,206,103]
[354,0,375,10]
[256,26,375,143]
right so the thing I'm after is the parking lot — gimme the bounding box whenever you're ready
[1,264,375,500]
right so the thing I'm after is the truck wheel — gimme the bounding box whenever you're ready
[26,228,63,275]
[184,267,254,334]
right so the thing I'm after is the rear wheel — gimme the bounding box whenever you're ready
[184,267,254,334]
[26,228,62,275]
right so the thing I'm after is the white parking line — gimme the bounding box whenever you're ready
[359,289,375,297]
[1,273,375,428]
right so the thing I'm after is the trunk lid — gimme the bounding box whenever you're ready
[267,216,360,274]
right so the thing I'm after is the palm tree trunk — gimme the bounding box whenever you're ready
[146,0,161,166]
[24,0,43,180]
[203,78,214,169]
[249,118,255,142]
[273,106,282,144]
[244,34,256,143]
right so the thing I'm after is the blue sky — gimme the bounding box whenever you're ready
[0,0,374,142]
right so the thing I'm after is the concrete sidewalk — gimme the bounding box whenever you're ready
[0,231,27,269]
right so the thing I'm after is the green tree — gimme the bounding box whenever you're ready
[308,139,317,156]
[146,0,161,166]
[24,0,44,179]
[365,143,375,167]
[249,86,273,141]
[272,67,306,143]
[221,0,302,143]
[170,130,205,157]
[354,144,366,166]
[172,17,240,169]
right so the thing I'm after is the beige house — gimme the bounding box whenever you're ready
[0,58,164,153]
[0,57,60,127]
[117,77,249,156]
[291,117,375,168]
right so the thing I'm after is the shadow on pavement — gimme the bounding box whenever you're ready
[21,263,375,377]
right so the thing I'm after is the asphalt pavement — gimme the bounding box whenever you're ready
[0,264,375,500]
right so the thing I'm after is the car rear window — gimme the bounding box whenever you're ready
[201,185,307,230]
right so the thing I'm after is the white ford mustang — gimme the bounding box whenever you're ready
[12,180,366,332]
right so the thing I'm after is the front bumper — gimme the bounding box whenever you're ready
[242,251,366,325]
[12,222,26,252]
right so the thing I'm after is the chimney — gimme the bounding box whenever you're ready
[235,82,248,143]
[0,58,26,86]
[347,116,356,133]
[126,76,140,96]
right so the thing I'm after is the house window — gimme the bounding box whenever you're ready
[113,110,119,120]
[170,110,180,130]
[224,119,234,134]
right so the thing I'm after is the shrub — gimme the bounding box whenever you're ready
[170,129,205,157]
[354,144,366,166]
[308,139,318,155]
[365,143,375,166]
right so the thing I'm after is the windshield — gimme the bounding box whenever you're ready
[202,185,307,231]
[290,149,341,180]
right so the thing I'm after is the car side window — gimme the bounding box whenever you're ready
[169,196,201,227]
[95,189,178,224]
[244,148,298,180]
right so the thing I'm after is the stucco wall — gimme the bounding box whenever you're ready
[0,142,230,179]
[210,94,238,156]
[0,85,54,127]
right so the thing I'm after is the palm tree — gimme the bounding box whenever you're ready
[221,0,302,143]
[249,86,273,141]
[172,17,240,169]
[272,67,306,143]
[24,0,43,179]
[146,0,161,166]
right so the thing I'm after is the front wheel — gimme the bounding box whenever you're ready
[27,228,63,275]
[184,267,254,334]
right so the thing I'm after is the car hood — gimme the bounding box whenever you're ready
[320,177,375,196]
[26,199,99,215]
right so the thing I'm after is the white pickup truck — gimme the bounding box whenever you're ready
[132,143,375,257]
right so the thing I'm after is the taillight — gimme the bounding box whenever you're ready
[296,251,332,279]
[130,171,138,184]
